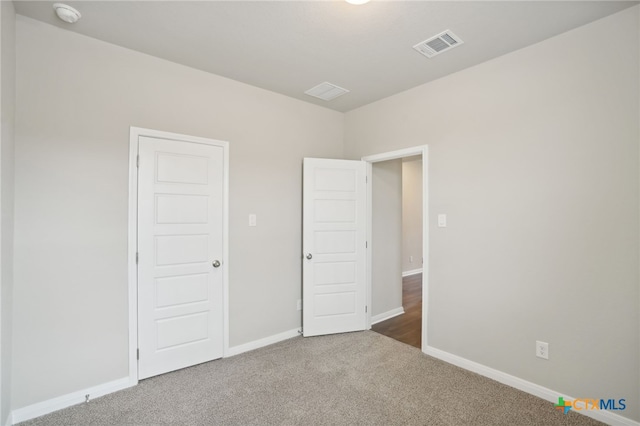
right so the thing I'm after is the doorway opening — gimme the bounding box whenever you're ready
[362,147,428,352]
[371,156,423,348]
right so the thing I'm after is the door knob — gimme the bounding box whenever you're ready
[306,253,312,260]
[212,260,221,268]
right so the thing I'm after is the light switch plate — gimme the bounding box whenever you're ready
[438,214,447,227]
[249,214,257,227]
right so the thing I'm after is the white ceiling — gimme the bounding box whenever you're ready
[14,1,637,112]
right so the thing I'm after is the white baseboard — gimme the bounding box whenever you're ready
[226,328,300,357]
[11,376,132,424]
[424,346,639,426]
[371,307,404,325]
[402,268,422,277]
[10,330,301,424]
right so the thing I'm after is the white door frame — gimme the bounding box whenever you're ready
[127,126,230,385]
[362,145,428,352]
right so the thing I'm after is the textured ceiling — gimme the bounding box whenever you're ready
[14,1,638,112]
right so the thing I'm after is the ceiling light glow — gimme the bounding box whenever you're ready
[346,0,371,5]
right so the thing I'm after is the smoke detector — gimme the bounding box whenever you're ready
[53,3,81,24]
[414,30,463,58]
[304,82,349,101]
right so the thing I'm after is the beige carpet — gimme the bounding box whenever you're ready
[20,331,603,425]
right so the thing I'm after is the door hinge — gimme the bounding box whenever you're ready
[136,349,139,360]
[365,176,368,183]
[136,252,139,264]
[365,241,368,248]
[136,155,139,168]
[365,305,368,313]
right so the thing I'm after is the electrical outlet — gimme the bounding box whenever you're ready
[296,299,302,311]
[410,256,413,263]
[536,341,549,359]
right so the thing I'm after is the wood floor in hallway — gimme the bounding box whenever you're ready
[372,273,422,349]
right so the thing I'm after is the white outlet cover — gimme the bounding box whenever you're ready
[536,341,549,359]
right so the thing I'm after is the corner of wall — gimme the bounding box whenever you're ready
[637,5,640,416]
[0,0,17,425]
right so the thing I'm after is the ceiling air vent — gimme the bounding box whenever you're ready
[304,82,349,101]
[413,30,464,59]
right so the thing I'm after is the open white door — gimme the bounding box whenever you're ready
[302,158,367,337]
[137,135,225,379]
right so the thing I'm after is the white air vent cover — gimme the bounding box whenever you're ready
[413,30,464,58]
[304,82,349,101]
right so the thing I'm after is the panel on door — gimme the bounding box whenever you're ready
[138,135,224,379]
[302,158,367,337]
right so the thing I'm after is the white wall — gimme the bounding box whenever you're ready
[371,160,402,318]
[401,157,422,274]
[13,16,343,410]
[346,6,640,422]
[0,1,16,424]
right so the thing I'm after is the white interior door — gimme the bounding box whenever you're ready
[137,135,224,379]
[302,158,367,337]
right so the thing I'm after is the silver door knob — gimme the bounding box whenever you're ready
[212,260,221,268]
[306,253,312,260]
